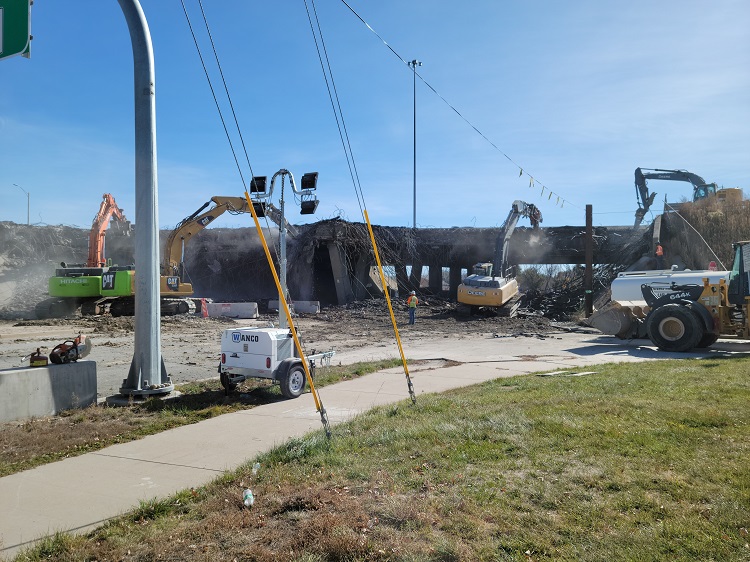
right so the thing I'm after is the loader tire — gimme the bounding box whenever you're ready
[696,332,719,349]
[646,304,702,352]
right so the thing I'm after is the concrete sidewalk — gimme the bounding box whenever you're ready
[1,331,743,559]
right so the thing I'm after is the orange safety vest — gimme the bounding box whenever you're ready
[407,295,418,308]
[655,244,664,257]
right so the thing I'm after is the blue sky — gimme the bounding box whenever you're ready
[1,0,748,231]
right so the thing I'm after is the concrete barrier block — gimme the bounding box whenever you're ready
[268,300,321,314]
[0,361,98,423]
[207,302,259,319]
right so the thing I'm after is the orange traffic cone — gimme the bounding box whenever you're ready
[201,298,208,318]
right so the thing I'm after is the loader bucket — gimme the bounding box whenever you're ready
[586,300,646,339]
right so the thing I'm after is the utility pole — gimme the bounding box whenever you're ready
[408,59,421,230]
[585,204,593,317]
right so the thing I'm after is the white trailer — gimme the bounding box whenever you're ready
[218,326,334,398]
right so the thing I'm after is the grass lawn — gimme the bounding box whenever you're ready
[14,357,750,561]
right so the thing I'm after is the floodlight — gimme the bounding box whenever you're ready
[250,176,267,194]
[300,199,319,215]
[252,202,267,217]
[300,172,318,191]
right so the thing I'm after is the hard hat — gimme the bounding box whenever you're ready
[410,291,416,295]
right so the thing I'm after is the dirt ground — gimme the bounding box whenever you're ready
[0,299,553,398]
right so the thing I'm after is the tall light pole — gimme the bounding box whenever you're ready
[408,59,421,230]
[13,184,30,225]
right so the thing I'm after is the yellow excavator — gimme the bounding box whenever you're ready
[457,200,542,316]
[162,194,297,282]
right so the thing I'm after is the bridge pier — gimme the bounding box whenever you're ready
[449,266,463,295]
[396,264,409,297]
[353,254,372,300]
[327,241,355,305]
[409,263,423,291]
[428,263,442,294]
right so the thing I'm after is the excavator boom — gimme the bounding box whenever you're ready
[163,195,297,279]
[163,196,249,277]
[87,194,129,267]
[492,200,542,277]
[634,167,718,227]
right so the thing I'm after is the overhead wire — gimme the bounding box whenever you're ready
[180,0,281,259]
[337,0,581,212]
[303,0,366,215]
[179,0,247,189]
[305,0,416,404]
[180,0,331,435]
[195,0,259,188]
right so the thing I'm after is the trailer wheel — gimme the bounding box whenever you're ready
[646,304,702,352]
[280,364,306,399]
[219,371,237,395]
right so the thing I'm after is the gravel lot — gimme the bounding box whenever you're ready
[0,299,555,397]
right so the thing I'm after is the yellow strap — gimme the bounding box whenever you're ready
[242,191,325,414]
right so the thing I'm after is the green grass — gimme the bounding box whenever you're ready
[0,358,404,477]
[14,357,750,561]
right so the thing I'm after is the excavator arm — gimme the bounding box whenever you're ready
[634,167,718,227]
[163,196,249,277]
[162,195,299,278]
[87,194,130,267]
[492,200,542,277]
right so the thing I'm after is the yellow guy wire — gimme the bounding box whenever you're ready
[243,190,331,437]
[364,210,416,404]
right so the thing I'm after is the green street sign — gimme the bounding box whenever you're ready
[0,0,31,61]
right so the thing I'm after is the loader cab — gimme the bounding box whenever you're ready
[727,241,750,306]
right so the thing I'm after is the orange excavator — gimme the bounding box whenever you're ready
[35,194,134,318]
[87,193,130,267]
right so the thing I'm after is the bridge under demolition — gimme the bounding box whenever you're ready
[2,213,711,321]
[176,219,652,306]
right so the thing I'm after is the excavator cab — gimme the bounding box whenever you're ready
[693,183,718,201]
[472,262,493,277]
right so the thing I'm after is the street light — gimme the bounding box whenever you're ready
[250,169,319,329]
[408,59,422,230]
[13,184,30,225]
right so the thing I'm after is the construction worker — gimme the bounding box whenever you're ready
[407,291,418,324]
[655,241,665,269]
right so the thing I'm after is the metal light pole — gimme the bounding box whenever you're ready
[250,170,318,330]
[118,0,172,397]
[13,184,29,225]
[408,59,421,230]
[278,174,288,330]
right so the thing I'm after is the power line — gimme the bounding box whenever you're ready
[338,0,581,211]
[303,0,367,218]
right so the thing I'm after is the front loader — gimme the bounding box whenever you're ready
[588,241,750,352]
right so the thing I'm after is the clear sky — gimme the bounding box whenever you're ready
[1,0,748,231]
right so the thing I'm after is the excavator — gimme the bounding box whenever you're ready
[35,191,299,319]
[456,200,542,315]
[633,168,718,227]
[36,194,136,318]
